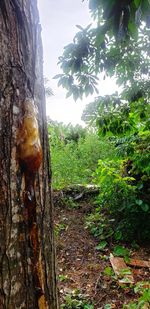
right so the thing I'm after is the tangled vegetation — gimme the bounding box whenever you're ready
[48,121,117,189]
[51,1,150,308]
[52,4,150,243]
[50,0,150,262]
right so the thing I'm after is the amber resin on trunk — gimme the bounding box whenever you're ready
[18,98,42,173]
[17,99,48,308]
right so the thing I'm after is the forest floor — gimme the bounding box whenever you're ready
[53,189,150,309]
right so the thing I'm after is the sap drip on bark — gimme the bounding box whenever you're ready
[17,98,42,208]
[18,98,42,174]
[17,99,48,308]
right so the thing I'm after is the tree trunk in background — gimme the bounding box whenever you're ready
[0,1,58,308]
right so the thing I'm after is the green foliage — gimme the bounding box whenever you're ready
[58,274,68,282]
[61,196,78,209]
[113,245,130,258]
[56,0,150,100]
[85,211,114,240]
[51,4,150,243]
[54,223,67,238]
[89,0,150,39]
[103,266,114,277]
[85,103,150,241]
[86,92,150,242]
[97,98,150,138]
[48,121,117,189]
[104,305,111,309]
[96,240,107,251]
[61,290,94,309]
[93,156,150,241]
[123,281,150,308]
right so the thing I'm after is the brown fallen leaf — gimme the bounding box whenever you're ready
[109,254,134,284]
[126,258,150,268]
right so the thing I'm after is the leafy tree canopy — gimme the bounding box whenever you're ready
[54,0,150,100]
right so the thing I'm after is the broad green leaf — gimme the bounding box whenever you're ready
[113,245,129,257]
[136,199,143,206]
[66,91,72,99]
[114,230,123,241]
[84,305,94,309]
[119,268,132,276]
[104,266,114,276]
[72,88,79,101]
[96,241,107,251]
[141,203,149,212]
[104,304,112,309]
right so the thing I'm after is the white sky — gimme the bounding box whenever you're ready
[37,0,117,125]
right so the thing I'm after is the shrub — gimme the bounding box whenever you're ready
[50,125,117,189]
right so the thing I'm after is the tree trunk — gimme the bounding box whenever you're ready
[0,1,58,308]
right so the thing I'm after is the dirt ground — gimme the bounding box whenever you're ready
[54,194,150,308]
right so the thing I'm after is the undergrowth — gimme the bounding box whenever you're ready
[49,122,117,189]
[86,99,150,243]
[60,289,94,309]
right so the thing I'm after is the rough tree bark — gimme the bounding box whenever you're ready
[0,0,58,308]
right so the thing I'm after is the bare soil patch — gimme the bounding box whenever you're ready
[54,192,150,308]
